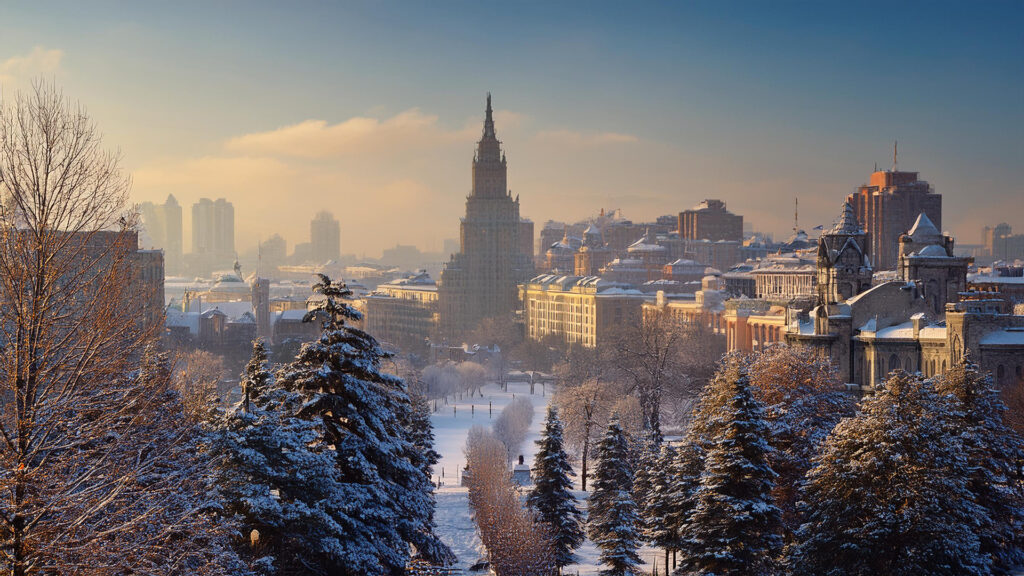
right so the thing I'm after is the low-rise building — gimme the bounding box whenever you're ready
[363,271,439,353]
[520,274,646,348]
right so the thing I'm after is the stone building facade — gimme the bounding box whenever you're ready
[438,95,535,341]
[786,204,1024,391]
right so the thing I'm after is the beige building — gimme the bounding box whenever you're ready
[752,254,816,300]
[364,272,439,354]
[521,275,645,348]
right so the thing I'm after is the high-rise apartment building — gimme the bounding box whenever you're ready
[310,211,341,263]
[678,199,743,242]
[847,166,942,271]
[438,94,535,341]
[189,198,235,276]
[191,198,235,255]
[138,194,183,275]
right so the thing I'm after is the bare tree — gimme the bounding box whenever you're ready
[172,349,226,420]
[554,378,622,491]
[0,83,239,575]
[464,429,555,576]
[492,397,534,462]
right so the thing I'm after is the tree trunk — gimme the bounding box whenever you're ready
[581,436,590,492]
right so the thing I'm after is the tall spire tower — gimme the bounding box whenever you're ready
[439,93,535,341]
[472,92,507,198]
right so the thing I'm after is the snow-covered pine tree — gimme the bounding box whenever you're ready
[406,392,441,480]
[589,415,642,576]
[527,405,585,572]
[643,442,679,575]
[745,345,855,537]
[279,274,452,572]
[211,338,370,575]
[935,358,1024,574]
[401,390,456,566]
[676,365,781,576]
[790,370,990,576]
[632,428,660,544]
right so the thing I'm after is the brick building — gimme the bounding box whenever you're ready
[847,167,942,271]
[678,199,743,242]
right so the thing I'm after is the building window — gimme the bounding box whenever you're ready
[889,354,900,373]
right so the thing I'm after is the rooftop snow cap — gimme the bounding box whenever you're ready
[907,212,942,244]
[831,201,863,235]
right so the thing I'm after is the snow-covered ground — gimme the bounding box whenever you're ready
[430,380,661,575]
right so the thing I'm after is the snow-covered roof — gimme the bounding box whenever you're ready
[907,212,941,243]
[980,329,1024,346]
[913,244,949,258]
[829,201,863,235]
[874,321,915,340]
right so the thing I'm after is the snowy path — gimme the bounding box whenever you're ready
[429,380,661,575]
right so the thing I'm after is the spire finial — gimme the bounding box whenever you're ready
[482,92,495,139]
[893,139,898,171]
[794,197,799,233]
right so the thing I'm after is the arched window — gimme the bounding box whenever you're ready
[889,354,901,373]
[905,357,914,372]
[941,360,947,372]
[997,365,1006,384]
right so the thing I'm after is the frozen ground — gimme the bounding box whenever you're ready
[430,380,661,575]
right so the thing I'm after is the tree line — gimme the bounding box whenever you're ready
[499,344,1024,576]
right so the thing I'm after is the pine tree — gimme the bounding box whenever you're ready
[211,339,363,575]
[527,405,585,572]
[401,391,456,566]
[935,358,1024,574]
[676,366,781,576]
[632,428,661,544]
[643,442,680,575]
[790,370,990,576]
[278,274,452,573]
[589,415,642,576]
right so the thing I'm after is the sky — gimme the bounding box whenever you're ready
[1,1,1021,257]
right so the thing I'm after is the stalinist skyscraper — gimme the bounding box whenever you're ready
[438,94,534,341]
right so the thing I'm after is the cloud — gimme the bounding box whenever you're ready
[225,109,459,158]
[535,129,639,147]
[131,106,664,256]
[0,47,63,85]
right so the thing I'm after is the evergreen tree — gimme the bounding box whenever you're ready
[401,391,456,566]
[211,339,363,575]
[527,405,585,572]
[790,371,990,576]
[406,392,441,480]
[632,428,661,544]
[643,442,681,575]
[278,275,452,573]
[676,366,781,576]
[589,415,642,576]
[935,359,1024,574]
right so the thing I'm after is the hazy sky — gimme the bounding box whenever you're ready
[1,1,1021,256]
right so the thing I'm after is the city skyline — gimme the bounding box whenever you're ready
[1,1,1021,256]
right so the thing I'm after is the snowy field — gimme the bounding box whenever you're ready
[430,380,662,575]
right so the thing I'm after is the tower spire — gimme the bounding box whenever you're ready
[483,92,495,139]
[893,139,898,171]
